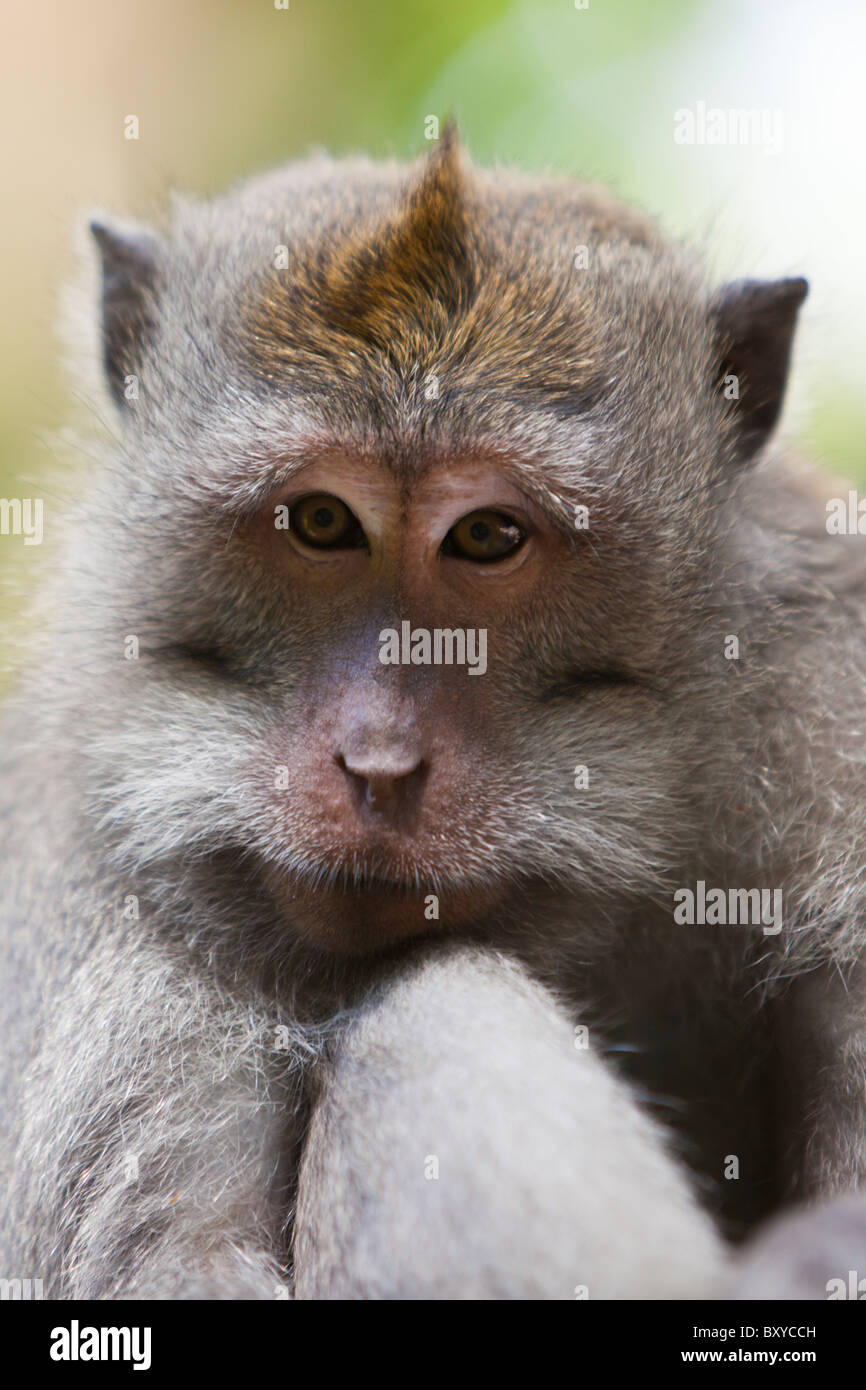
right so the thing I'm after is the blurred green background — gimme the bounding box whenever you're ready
[2,0,864,635]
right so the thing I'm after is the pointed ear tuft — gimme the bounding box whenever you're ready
[712,276,808,460]
[90,220,160,409]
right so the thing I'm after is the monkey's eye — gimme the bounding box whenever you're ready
[442,510,526,563]
[290,494,366,550]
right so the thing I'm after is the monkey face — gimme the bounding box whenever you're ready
[170,443,689,959]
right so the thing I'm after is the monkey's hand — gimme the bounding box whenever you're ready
[729,1193,866,1299]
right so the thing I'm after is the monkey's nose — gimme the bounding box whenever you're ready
[336,751,424,811]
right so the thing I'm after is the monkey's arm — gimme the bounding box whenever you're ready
[3,931,298,1300]
[731,958,866,1298]
[293,947,727,1299]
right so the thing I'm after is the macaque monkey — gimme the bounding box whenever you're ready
[2,127,865,1300]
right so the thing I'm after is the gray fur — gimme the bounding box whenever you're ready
[1,137,865,1298]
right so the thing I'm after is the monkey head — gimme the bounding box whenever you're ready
[81,129,806,957]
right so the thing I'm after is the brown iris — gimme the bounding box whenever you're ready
[443,509,526,563]
[290,494,365,550]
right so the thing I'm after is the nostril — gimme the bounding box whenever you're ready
[363,774,400,807]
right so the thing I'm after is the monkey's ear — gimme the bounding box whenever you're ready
[90,220,161,409]
[711,277,808,460]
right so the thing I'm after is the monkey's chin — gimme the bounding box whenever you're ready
[266,870,502,957]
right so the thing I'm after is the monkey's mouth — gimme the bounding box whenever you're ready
[262,852,505,955]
